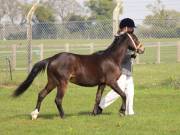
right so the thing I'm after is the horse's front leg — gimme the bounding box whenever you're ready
[109,82,126,115]
[92,84,106,115]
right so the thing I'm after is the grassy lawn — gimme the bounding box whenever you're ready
[0,63,180,135]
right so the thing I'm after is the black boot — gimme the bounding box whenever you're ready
[96,106,103,114]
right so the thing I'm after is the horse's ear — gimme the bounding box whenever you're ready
[114,34,120,37]
[114,33,125,39]
[114,35,121,40]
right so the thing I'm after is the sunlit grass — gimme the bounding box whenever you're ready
[0,63,180,135]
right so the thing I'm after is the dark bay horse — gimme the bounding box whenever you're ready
[13,33,144,119]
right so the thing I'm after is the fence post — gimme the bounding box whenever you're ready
[3,23,6,40]
[12,44,16,70]
[39,44,44,60]
[65,44,69,52]
[156,42,160,64]
[90,43,94,54]
[135,54,140,64]
[177,42,180,62]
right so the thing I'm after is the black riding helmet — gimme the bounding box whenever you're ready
[119,18,136,29]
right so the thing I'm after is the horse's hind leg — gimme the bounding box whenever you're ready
[31,79,55,120]
[55,79,67,118]
[92,84,106,115]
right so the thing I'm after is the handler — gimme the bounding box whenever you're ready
[98,18,138,115]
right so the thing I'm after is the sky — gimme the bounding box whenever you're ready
[77,0,180,24]
[25,0,180,24]
[120,0,180,18]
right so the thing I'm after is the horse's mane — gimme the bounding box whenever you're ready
[93,34,127,55]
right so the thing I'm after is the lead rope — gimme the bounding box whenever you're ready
[127,33,137,75]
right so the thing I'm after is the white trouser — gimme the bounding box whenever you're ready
[99,74,134,115]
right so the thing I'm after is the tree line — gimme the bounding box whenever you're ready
[0,0,179,39]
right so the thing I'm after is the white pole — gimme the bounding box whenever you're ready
[27,0,40,73]
[12,44,16,70]
[113,0,123,36]
[40,44,44,60]
[156,42,161,64]
[65,44,70,52]
[90,43,94,54]
[177,42,180,62]
[3,23,6,40]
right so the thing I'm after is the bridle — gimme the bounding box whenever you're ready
[127,33,142,51]
[114,32,143,53]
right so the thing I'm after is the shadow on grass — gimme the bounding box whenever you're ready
[38,112,111,119]
[78,111,112,116]
[39,113,58,119]
[6,111,112,121]
[40,111,112,119]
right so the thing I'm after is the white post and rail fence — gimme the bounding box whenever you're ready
[0,42,180,70]
[177,41,180,63]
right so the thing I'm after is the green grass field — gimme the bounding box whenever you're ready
[0,63,180,135]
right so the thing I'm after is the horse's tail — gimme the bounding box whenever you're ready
[13,58,50,97]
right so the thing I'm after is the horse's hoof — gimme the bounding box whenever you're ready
[96,106,103,114]
[90,111,97,116]
[119,111,125,117]
[60,113,65,119]
[91,107,103,116]
[60,116,64,119]
[120,113,125,117]
[31,109,39,120]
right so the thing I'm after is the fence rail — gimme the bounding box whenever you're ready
[0,41,180,71]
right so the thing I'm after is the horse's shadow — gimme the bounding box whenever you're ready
[68,111,112,117]
[9,111,112,120]
[40,111,112,119]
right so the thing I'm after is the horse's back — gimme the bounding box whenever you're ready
[47,52,120,86]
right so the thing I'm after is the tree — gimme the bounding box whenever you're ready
[65,14,87,33]
[32,5,56,39]
[65,14,87,22]
[141,0,180,38]
[35,5,55,22]
[146,0,165,15]
[20,4,56,39]
[0,0,6,23]
[0,0,21,24]
[144,0,166,26]
[20,4,55,23]
[144,0,180,27]
[85,0,118,20]
[45,0,85,22]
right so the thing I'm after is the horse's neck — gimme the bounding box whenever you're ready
[107,42,128,65]
[114,47,127,65]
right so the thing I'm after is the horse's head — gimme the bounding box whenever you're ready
[104,33,144,57]
[126,33,145,54]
